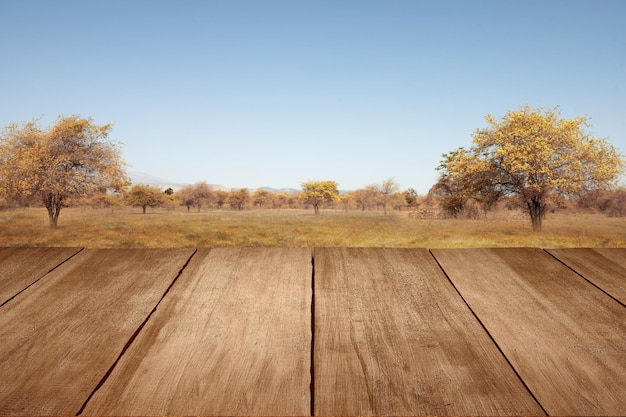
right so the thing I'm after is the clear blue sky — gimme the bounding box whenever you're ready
[1,0,625,193]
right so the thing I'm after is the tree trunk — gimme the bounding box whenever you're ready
[142,205,147,214]
[47,205,61,229]
[314,204,320,215]
[527,197,545,232]
[44,193,62,229]
[383,202,388,216]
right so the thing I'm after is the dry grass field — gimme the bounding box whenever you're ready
[2,207,625,248]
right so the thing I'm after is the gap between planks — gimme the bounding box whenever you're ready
[76,249,199,415]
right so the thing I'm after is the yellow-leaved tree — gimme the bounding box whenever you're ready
[0,115,128,228]
[125,184,167,214]
[301,180,340,215]
[437,106,624,231]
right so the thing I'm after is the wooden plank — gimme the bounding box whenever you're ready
[547,248,626,305]
[0,247,81,306]
[0,248,194,415]
[82,247,312,416]
[431,248,626,416]
[314,247,544,416]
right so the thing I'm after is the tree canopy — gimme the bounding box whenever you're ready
[378,178,399,215]
[228,188,250,211]
[301,181,340,215]
[177,182,214,212]
[437,106,624,230]
[0,115,128,227]
[125,184,167,214]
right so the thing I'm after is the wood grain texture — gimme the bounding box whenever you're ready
[432,247,626,416]
[82,247,312,416]
[314,247,544,416]
[0,248,194,415]
[0,247,81,306]
[547,248,626,305]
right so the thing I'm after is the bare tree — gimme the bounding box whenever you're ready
[378,178,400,215]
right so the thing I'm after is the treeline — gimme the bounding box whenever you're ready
[426,186,626,219]
[43,180,422,214]
[17,180,619,219]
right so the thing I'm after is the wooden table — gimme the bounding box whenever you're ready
[1,247,624,416]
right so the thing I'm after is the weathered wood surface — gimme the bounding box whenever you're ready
[0,247,81,306]
[0,248,194,415]
[82,248,312,416]
[1,246,625,416]
[547,248,626,305]
[432,248,626,416]
[314,247,545,416]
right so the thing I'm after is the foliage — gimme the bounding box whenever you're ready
[577,187,626,217]
[403,188,419,208]
[378,178,400,215]
[176,185,195,211]
[300,181,340,215]
[252,189,271,208]
[350,180,406,214]
[125,184,167,214]
[352,185,379,211]
[177,182,214,212]
[81,191,125,209]
[228,188,250,211]
[271,192,291,209]
[215,190,229,209]
[437,106,624,230]
[432,147,500,218]
[0,115,128,228]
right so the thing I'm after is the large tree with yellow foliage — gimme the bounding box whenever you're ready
[0,115,128,228]
[301,180,340,215]
[437,106,623,231]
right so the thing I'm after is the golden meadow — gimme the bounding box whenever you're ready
[2,207,625,248]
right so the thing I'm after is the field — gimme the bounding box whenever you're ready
[2,206,626,248]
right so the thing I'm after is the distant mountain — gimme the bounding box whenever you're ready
[127,172,298,194]
[128,171,188,190]
[255,186,300,194]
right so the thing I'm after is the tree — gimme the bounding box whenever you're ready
[177,182,215,212]
[252,189,271,208]
[439,106,624,230]
[191,182,214,211]
[272,192,290,209]
[432,148,481,217]
[378,177,400,215]
[215,190,229,209]
[339,193,354,212]
[577,187,626,217]
[404,188,419,208]
[353,185,379,211]
[228,188,250,211]
[125,184,166,213]
[301,181,340,215]
[176,185,195,212]
[429,177,468,218]
[0,115,128,228]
